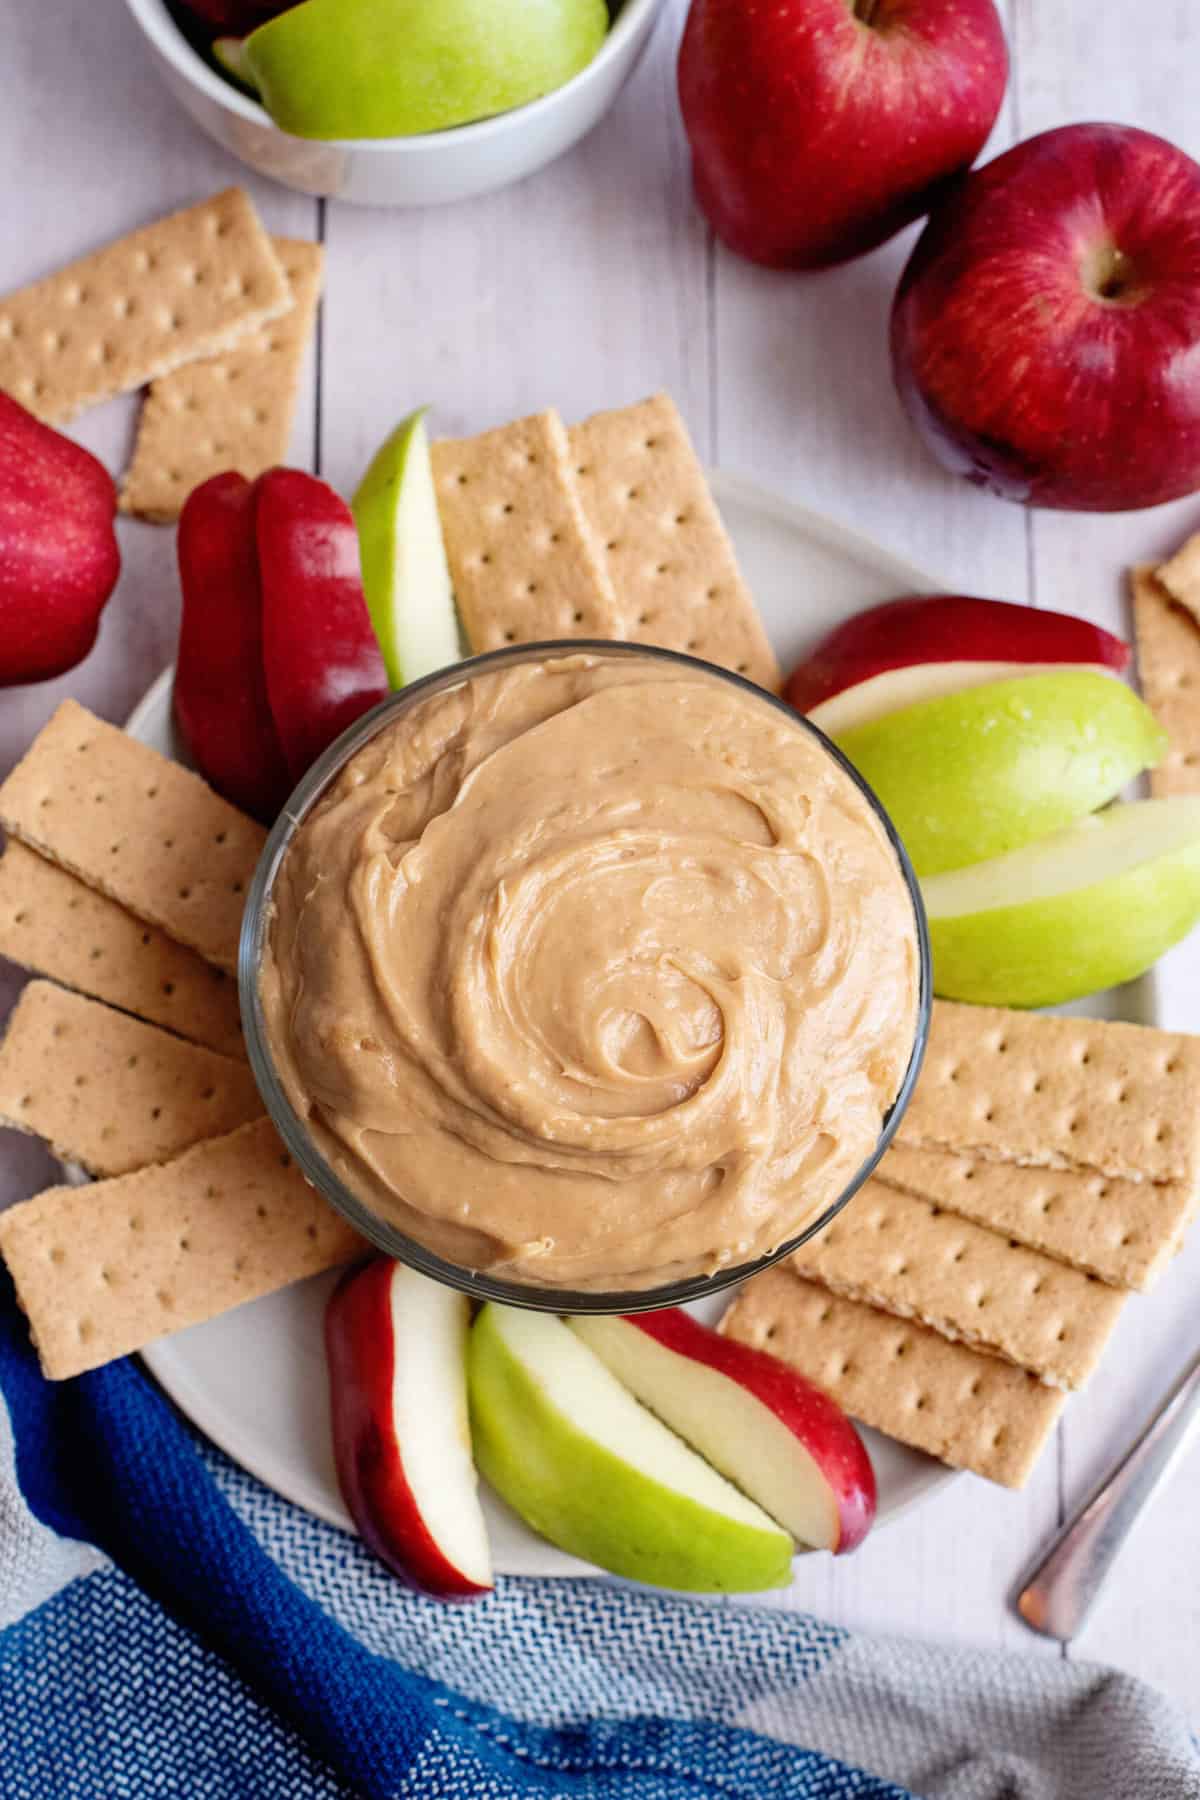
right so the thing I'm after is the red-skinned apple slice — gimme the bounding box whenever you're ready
[570,1310,876,1553]
[174,472,291,822]
[326,1258,493,1599]
[256,468,389,782]
[785,595,1130,735]
[0,393,120,686]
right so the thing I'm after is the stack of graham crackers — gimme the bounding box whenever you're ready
[724,1001,1200,1486]
[0,702,365,1379]
[431,394,780,690]
[1132,530,1200,796]
[0,187,323,521]
[0,401,1198,1515]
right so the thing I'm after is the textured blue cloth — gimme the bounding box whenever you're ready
[2,1273,1198,1800]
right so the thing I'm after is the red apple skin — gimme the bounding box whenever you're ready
[325,1259,491,1600]
[628,1309,876,1553]
[784,594,1130,715]
[892,124,1200,510]
[678,0,1008,270]
[0,394,120,686]
[255,468,389,783]
[174,473,292,822]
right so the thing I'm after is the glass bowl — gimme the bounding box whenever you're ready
[239,641,931,1314]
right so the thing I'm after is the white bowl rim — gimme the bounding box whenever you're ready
[120,0,663,152]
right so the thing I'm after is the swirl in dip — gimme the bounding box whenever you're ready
[258,651,921,1292]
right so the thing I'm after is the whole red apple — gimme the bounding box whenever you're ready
[891,123,1200,510]
[677,0,1008,270]
[0,394,120,687]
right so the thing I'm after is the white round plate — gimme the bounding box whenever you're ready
[132,472,958,1577]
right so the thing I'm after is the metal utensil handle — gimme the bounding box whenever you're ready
[1017,1343,1200,1642]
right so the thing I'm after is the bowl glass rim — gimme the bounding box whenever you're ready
[121,0,663,150]
[239,640,932,1314]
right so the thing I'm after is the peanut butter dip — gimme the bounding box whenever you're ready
[259,652,921,1291]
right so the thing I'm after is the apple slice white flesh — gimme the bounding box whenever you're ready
[808,659,1112,737]
[785,593,1130,722]
[468,1304,794,1593]
[351,407,462,690]
[212,36,257,90]
[923,796,1200,1007]
[325,1259,492,1598]
[570,1311,876,1553]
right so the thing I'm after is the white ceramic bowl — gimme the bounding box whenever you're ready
[121,0,665,206]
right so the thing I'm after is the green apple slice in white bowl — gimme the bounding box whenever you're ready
[243,0,611,140]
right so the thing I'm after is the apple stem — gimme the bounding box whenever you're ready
[1085,244,1141,305]
[852,0,885,24]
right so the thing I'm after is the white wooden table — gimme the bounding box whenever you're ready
[4,0,1199,1719]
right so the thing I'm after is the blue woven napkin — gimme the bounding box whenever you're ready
[2,1273,1197,1800]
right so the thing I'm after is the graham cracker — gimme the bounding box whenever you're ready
[1131,564,1200,797]
[721,1268,1066,1488]
[0,841,242,1058]
[878,1143,1194,1293]
[1156,530,1200,627]
[0,1117,365,1381]
[0,981,261,1177]
[0,700,265,974]
[787,1179,1125,1390]
[119,238,324,523]
[431,410,623,652]
[569,394,780,691]
[897,1000,1200,1186]
[0,189,292,426]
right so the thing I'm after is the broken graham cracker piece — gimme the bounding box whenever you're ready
[120,238,324,523]
[722,1268,1066,1488]
[1157,530,1200,627]
[0,1118,365,1381]
[569,394,780,692]
[0,699,264,974]
[0,188,292,427]
[878,1142,1194,1293]
[431,409,623,652]
[1131,563,1200,797]
[0,981,261,1178]
[787,1179,1125,1390]
[897,1000,1200,1187]
[0,841,242,1058]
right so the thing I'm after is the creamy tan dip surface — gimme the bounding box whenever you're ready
[260,653,920,1291]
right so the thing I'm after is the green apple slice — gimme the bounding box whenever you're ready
[351,408,462,690]
[924,797,1200,1007]
[833,670,1167,876]
[212,37,258,93]
[244,0,610,141]
[467,1304,794,1593]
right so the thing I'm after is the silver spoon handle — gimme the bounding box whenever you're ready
[1016,1343,1200,1642]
